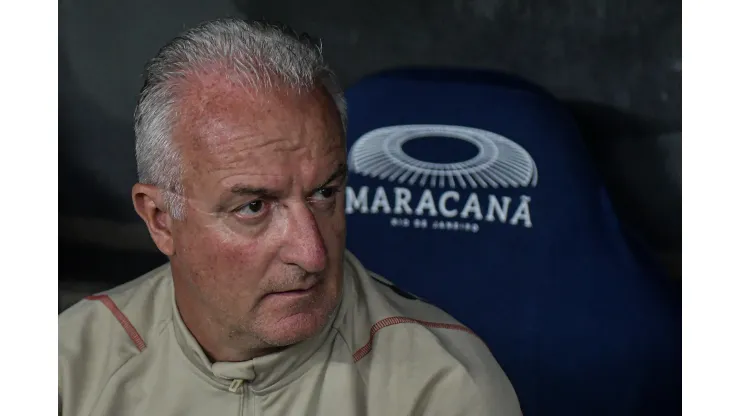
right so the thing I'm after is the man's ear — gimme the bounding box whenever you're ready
[132,183,176,256]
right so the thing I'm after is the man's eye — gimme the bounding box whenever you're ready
[313,187,337,200]
[236,200,266,216]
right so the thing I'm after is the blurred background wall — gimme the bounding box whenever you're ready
[59,0,681,307]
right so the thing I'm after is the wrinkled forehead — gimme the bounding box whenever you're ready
[172,76,345,191]
[178,73,340,139]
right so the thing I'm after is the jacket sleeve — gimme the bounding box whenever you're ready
[412,364,522,416]
[59,298,141,416]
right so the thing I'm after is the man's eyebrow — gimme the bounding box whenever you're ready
[225,164,347,199]
[227,185,276,198]
[214,185,276,212]
[312,164,348,192]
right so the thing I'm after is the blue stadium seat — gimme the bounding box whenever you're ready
[344,68,681,416]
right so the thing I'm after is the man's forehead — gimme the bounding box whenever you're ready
[182,129,345,172]
[174,76,342,154]
[218,161,348,193]
[177,85,279,145]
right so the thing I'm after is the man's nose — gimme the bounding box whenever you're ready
[279,204,328,273]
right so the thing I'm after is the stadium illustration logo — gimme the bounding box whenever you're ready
[346,125,537,232]
[348,124,537,189]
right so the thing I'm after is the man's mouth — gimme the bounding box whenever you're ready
[276,287,312,294]
[268,278,321,297]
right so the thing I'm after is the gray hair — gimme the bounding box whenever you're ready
[133,18,347,219]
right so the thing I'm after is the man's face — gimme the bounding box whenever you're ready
[170,79,346,348]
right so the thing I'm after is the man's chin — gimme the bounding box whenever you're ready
[256,308,333,347]
[251,279,341,347]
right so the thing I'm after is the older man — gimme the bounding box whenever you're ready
[58,18,521,415]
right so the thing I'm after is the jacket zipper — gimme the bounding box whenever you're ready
[229,379,245,416]
[228,379,259,416]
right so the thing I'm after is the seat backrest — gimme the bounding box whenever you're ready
[344,68,680,416]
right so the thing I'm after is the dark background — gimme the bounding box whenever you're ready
[59,0,681,307]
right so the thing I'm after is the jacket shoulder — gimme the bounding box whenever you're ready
[58,264,173,415]
[338,252,521,414]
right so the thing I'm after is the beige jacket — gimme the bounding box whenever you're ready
[59,251,521,415]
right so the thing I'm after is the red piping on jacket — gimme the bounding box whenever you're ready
[86,294,147,352]
[353,316,476,362]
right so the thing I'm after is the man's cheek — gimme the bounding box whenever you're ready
[326,215,346,246]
